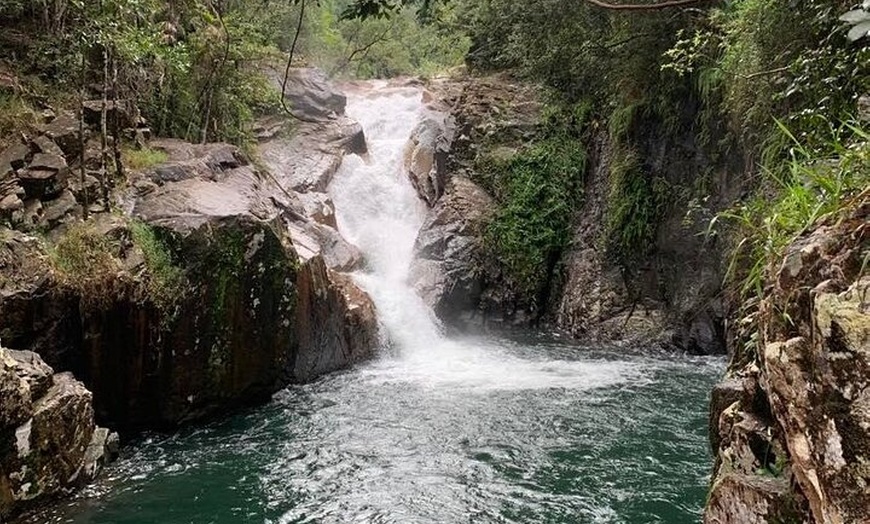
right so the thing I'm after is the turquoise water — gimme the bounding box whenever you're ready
[38,338,721,524]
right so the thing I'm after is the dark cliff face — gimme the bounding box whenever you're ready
[0,191,379,434]
[553,118,740,355]
[1,216,298,432]
[74,216,300,431]
[411,75,737,354]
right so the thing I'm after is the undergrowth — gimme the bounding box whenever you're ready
[714,119,870,362]
[605,147,671,265]
[0,91,37,148]
[483,134,586,301]
[129,220,185,312]
[49,219,185,311]
[49,222,120,306]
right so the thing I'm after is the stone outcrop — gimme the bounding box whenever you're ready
[1,99,149,231]
[293,257,379,381]
[407,75,546,327]
[0,68,380,432]
[257,67,367,272]
[705,198,869,523]
[409,176,494,327]
[0,347,117,522]
[403,112,455,207]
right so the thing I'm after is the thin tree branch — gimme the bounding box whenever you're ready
[331,22,393,76]
[280,0,306,116]
[739,66,789,80]
[583,0,714,10]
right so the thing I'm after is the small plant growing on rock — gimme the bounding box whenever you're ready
[121,146,169,171]
[129,220,185,312]
[48,221,121,305]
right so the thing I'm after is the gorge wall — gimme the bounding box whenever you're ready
[408,74,735,355]
[705,199,869,524]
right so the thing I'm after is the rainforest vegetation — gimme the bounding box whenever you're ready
[1,0,868,335]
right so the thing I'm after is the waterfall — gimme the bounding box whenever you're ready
[327,83,641,392]
[327,84,444,351]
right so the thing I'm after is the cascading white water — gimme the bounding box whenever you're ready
[328,84,443,351]
[328,83,642,391]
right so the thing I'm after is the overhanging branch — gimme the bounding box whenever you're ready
[583,0,714,10]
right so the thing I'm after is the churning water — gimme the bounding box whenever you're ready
[36,84,723,524]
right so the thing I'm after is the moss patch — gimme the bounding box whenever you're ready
[129,220,185,312]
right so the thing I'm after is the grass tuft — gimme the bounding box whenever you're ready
[122,147,169,171]
[129,220,185,311]
[49,222,120,305]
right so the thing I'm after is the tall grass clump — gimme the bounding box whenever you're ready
[129,220,185,311]
[49,221,121,306]
[715,119,870,361]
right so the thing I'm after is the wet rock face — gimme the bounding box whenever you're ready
[410,176,494,326]
[403,114,455,207]
[0,348,116,522]
[705,201,869,523]
[554,129,729,352]
[292,256,378,381]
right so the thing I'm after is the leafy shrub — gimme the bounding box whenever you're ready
[0,92,37,148]
[484,136,586,300]
[605,148,671,265]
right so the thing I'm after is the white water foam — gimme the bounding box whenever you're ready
[327,84,645,392]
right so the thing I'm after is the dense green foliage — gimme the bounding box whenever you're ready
[483,135,586,300]
[0,0,465,146]
[459,0,868,277]
[130,220,185,311]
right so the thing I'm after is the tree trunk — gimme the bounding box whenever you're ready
[100,46,110,212]
[79,51,88,220]
[110,52,124,180]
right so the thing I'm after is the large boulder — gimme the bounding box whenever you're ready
[403,113,455,207]
[255,69,367,273]
[292,256,378,381]
[267,67,347,122]
[0,347,116,522]
[410,176,494,326]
